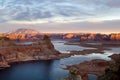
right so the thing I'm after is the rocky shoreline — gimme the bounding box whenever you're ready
[0,37,120,80]
[1,40,118,64]
[0,36,62,69]
[61,54,120,80]
[65,41,120,55]
[62,60,109,80]
[60,41,120,80]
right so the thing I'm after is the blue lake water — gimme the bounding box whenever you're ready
[0,40,120,80]
[0,60,69,80]
[60,49,120,66]
[52,40,94,53]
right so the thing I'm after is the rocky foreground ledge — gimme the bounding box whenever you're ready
[0,35,62,69]
[61,54,120,80]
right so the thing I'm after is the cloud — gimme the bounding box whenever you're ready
[0,0,120,23]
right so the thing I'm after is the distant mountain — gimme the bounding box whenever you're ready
[7,28,41,35]
[2,28,120,41]
[6,28,44,41]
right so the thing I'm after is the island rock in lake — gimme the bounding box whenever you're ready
[63,59,109,80]
[0,35,60,69]
[98,54,120,80]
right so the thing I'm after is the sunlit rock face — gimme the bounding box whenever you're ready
[1,28,120,41]
[110,33,120,41]
[63,34,74,39]
[6,28,43,41]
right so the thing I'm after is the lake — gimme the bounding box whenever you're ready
[0,60,68,80]
[52,40,94,53]
[0,40,120,80]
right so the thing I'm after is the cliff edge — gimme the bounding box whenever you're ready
[0,35,60,69]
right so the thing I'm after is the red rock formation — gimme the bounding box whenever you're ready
[5,28,43,41]
[63,34,74,39]
[110,33,120,41]
[0,36,60,69]
[66,59,109,80]
[1,28,120,41]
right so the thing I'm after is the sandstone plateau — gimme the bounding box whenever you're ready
[0,35,60,69]
[62,54,120,80]
[1,28,120,41]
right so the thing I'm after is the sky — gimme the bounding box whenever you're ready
[0,0,120,33]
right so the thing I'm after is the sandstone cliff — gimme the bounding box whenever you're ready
[0,35,60,69]
[2,28,120,41]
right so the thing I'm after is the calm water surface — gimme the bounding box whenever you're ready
[0,60,68,80]
[60,47,120,65]
[0,40,120,80]
[52,40,94,53]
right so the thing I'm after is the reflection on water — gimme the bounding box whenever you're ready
[88,74,97,80]
[60,53,111,66]
[0,60,69,80]
[59,47,120,80]
[15,41,36,45]
[108,47,120,53]
[52,40,94,53]
[60,47,120,66]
